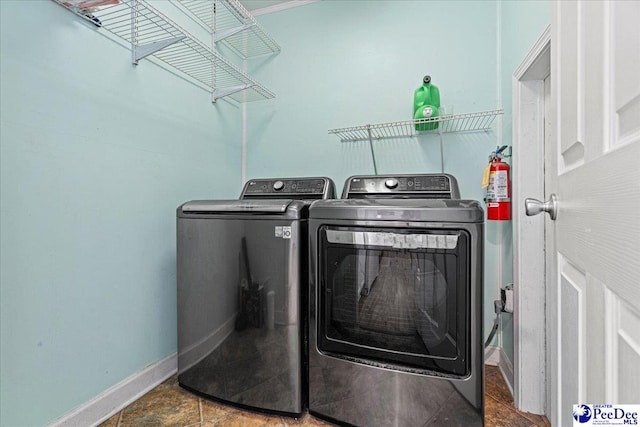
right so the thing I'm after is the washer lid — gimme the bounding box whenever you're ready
[180,199,293,214]
[309,199,484,223]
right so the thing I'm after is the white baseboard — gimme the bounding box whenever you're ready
[484,345,501,366]
[49,352,177,427]
[498,349,515,397]
[484,345,515,397]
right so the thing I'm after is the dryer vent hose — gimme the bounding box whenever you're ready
[484,300,505,348]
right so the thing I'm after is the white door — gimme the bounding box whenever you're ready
[543,1,640,425]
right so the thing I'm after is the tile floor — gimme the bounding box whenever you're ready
[100,365,550,426]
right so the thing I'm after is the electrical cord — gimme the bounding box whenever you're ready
[484,299,504,348]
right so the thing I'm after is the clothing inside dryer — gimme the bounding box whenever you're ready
[318,226,470,376]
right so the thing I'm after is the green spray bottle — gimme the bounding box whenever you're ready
[413,75,441,131]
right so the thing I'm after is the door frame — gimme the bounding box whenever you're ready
[512,25,551,415]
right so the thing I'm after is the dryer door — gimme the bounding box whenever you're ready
[318,226,470,377]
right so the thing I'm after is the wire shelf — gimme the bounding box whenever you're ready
[180,0,281,59]
[54,0,274,102]
[329,110,504,142]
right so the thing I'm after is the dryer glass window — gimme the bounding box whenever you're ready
[318,226,470,376]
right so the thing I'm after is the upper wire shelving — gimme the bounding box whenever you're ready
[329,110,503,142]
[53,0,274,102]
[179,0,281,59]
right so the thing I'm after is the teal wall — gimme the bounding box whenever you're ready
[247,0,499,184]
[0,1,241,426]
[247,0,502,345]
[499,0,551,366]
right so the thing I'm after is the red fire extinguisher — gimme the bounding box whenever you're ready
[483,145,511,221]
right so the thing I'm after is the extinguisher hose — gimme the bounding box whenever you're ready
[484,299,504,348]
[495,145,509,156]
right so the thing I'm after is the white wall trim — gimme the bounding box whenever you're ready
[485,345,501,366]
[513,26,552,81]
[49,353,177,427]
[251,0,320,16]
[499,348,515,397]
[512,24,551,416]
[485,345,515,397]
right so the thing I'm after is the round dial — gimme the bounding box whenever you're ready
[385,178,399,189]
[273,180,285,191]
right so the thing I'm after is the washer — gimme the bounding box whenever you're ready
[308,174,484,426]
[177,177,335,417]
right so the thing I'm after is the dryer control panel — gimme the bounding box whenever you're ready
[342,174,460,199]
[241,177,336,200]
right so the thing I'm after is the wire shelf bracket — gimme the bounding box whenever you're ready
[133,36,186,64]
[214,84,253,100]
[215,23,254,43]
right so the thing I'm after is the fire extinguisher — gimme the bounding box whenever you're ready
[483,145,511,221]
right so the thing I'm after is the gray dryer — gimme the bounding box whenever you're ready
[308,174,484,426]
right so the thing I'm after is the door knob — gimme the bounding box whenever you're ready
[525,194,557,220]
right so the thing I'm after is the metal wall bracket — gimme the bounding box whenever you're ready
[438,127,445,173]
[214,23,255,43]
[133,36,186,64]
[366,126,379,175]
[214,84,253,101]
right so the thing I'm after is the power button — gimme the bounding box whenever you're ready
[385,178,399,189]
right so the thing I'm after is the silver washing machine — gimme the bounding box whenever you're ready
[177,177,335,417]
[308,174,484,426]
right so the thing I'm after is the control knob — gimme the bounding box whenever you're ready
[273,180,285,191]
[385,178,399,189]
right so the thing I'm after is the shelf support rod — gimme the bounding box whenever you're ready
[214,84,254,101]
[133,37,186,64]
[131,0,139,66]
[212,0,217,103]
[438,126,445,173]
[367,126,378,176]
[214,23,255,43]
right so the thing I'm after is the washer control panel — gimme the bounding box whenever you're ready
[343,174,460,199]
[241,177,336,200]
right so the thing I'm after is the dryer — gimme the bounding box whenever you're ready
[177,177,335,416]
[308,174,484,426]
